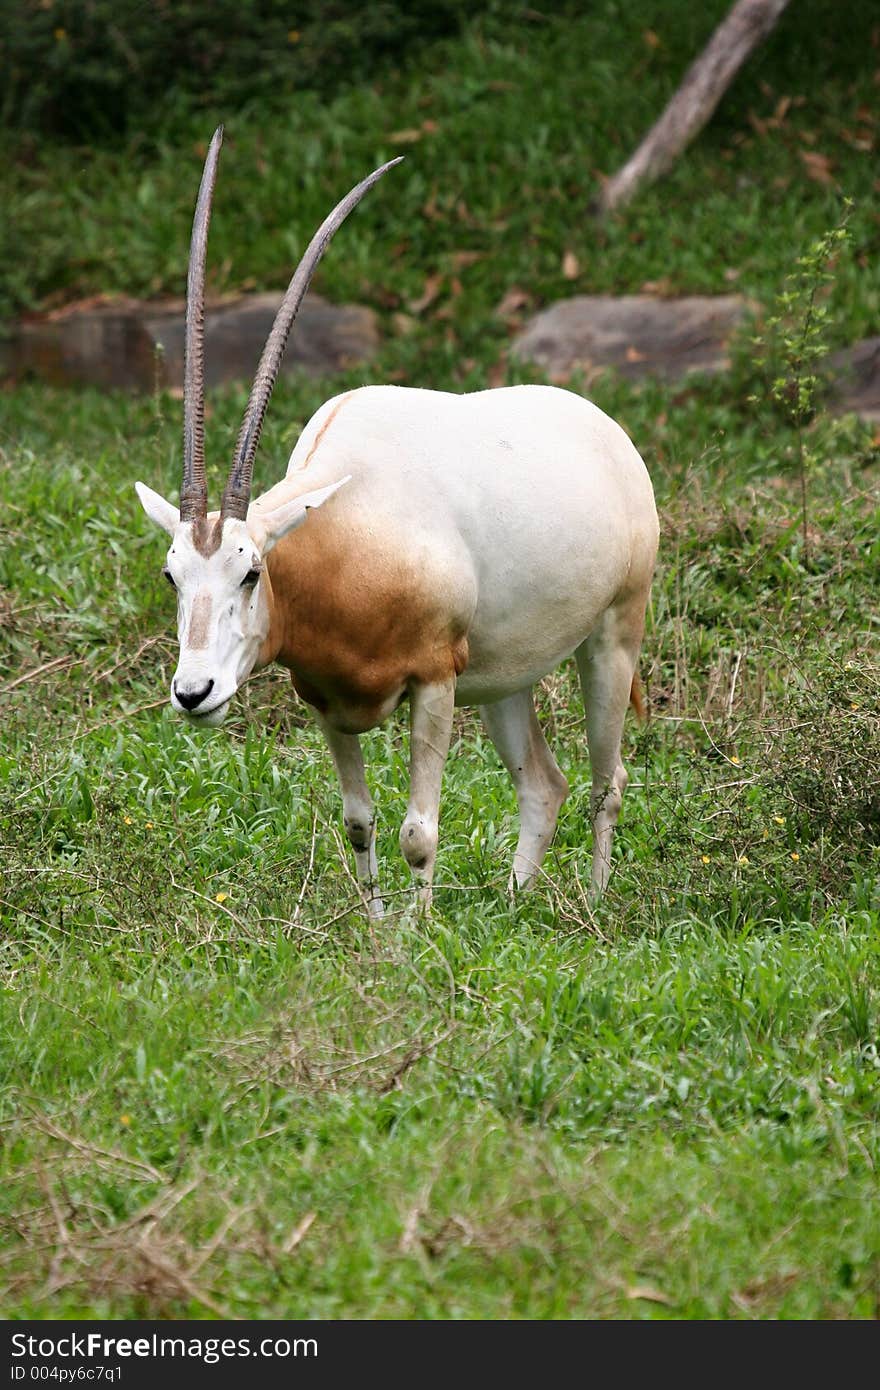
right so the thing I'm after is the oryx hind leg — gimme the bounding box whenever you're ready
[480,688,569,890]
[318,718,384,919]
[575,591,648,896]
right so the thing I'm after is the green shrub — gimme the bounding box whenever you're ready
[2,0,488,141]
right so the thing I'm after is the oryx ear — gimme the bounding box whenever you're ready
[248,476,351,555]
[136,482,180,536]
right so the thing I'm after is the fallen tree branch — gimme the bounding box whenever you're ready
[598,0,792,214]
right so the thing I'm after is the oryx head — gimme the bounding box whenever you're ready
[136,128,400,726]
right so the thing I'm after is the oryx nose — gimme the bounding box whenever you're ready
[174,678,214,712]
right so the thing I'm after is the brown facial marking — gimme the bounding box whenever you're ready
[191,517,224,557]
[298,392,355,472]
[187,592,213,649]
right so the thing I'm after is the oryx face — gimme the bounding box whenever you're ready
[134,126,392,728]
[164,520,263,724]
[138,504,265,725]
[136,482,347,726]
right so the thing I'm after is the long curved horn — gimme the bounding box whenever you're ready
[220,156,403,521]
[181,125,223,523]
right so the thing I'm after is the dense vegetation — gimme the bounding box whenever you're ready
[0,2,878,1318]
[3,0,485,140]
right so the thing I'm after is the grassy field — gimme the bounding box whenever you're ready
[1,2,878,1319]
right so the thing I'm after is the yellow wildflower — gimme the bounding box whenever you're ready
[120,1114,131,1126]
[215,891,228,904]
[791,852,800,862]
[772,815,786,825]
[701,855,710,864]
[738,855,749,866]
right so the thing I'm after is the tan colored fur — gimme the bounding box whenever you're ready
[191,516,224,557]
[260,510,471,732]
[296,391,355,473]
[629,672,646,723]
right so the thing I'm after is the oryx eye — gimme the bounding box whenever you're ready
[163,568,177,588]
[242,568,261,588]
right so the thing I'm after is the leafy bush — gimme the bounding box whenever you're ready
[2,0,490,141]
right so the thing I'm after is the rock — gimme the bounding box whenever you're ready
[826,337,880,422]
[1,293,380,391]
[1,298,154,391]
[511,293,752,384]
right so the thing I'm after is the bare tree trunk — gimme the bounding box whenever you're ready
[598,0,792,214]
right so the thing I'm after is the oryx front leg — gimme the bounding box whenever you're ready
[575,597,646,897]
[480,689,569,891]
[319,718,384,919]
[400,678,455,909]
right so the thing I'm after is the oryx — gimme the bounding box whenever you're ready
[137,128,659,914]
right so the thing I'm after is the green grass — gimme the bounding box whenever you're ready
[1,2,879,1320]
[2,1,879,330]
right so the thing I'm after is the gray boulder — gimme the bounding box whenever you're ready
[1,293,380,391]
[511,293,751,384]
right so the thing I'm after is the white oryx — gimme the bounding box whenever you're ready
[136,128,659,914]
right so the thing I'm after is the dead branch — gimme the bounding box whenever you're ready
[598,0,792,214]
